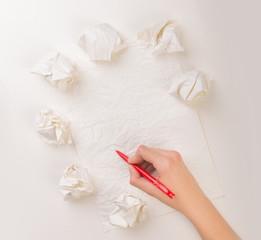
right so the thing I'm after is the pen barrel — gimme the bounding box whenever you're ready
[133,164,175,199]
[153,181,175,199]
[133,164,156,182]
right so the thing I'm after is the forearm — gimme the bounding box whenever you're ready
[182,192,240,240]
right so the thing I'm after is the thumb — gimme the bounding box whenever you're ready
[128,165,158,197]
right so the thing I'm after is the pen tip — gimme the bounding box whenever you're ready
[115,150,129,162]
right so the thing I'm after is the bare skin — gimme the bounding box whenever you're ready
[128,145,240,240]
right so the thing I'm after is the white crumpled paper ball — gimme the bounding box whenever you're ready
[59,163,95,201]
[169,70,211,104]
[138,19,184,55]
[35,109,72,145]
[77,23,126,62]
[31,52,78,90]
[109,193,147,228]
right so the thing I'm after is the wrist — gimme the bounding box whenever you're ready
[178,187,209,218]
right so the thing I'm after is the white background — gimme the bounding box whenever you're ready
[0,0,260,239]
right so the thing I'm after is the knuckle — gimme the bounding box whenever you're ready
[161,156,173,169]
[137,145,145,152]
[165,158,174,168]
[169,150,181,160]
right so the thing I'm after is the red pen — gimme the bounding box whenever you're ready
[116,150,175,199]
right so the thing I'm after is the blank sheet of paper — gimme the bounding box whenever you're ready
[61,38,223,231]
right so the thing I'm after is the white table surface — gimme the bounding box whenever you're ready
[0,0,260,239]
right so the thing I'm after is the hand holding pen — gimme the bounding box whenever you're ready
[119,145,240,240]
[116,150,175,198]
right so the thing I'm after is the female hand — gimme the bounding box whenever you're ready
[128,145,240,240]
[128,145,203,214]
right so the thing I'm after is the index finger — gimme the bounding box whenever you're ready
[128,145,163,169]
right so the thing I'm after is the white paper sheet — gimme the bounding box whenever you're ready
[77,23,126,62]
[138,20,184,55]
[59,163,95,201]
[35,109,72,145]
[31,52,78,90]
[109,193,147,228]
[60,38,222,231]
[169,70,211,104]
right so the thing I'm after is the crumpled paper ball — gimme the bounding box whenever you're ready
[35,109,72,145]
[138,19,184,55]
[59,163,95,201]
[31,52,78,90]
[169,70,211,104]
[109,193,147,228]
[77,23,126,62]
